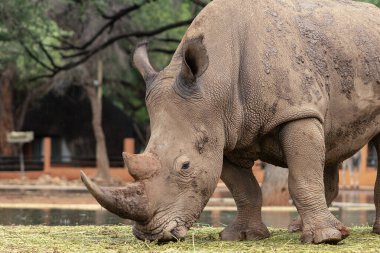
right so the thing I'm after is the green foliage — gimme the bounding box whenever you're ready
[1,226,379,253]
[360,0,380,7]
[101,0,200,124]
[0,0,67,87]
[130,0,194,68]
[0,0,199,125]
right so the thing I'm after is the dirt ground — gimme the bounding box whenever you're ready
[0,174,96,204]
[0,174,127,186]
[0,191,97,205]
[0,173,132,205]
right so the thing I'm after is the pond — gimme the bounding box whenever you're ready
[0,206,376,228]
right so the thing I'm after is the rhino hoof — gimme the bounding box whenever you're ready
[219,224,270,241]
[302,226,349,244]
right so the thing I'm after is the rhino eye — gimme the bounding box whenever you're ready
[181,161,190,170]
[174,155,191,173]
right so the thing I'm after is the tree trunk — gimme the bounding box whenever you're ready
[261,163,290,206]
[84,61,111,182]
[0,67,16,156]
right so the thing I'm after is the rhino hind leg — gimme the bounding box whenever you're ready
[280,118,348,244]
[372,134,380,234]
[219,158,270,241]
[289,163,340,233]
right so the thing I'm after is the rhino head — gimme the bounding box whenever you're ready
[81,37,226,241]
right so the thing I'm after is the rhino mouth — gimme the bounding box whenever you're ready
[133,219,189,242]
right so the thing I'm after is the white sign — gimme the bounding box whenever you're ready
[6,131,34,144]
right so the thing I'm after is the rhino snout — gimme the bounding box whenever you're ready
[133,221,189,242]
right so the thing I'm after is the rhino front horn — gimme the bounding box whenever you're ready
[80,171,151,222]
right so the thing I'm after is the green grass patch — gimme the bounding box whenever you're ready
[0,225,379,253]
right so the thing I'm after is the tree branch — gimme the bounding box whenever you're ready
[150,48,176,54]
[189,0,208,7]
[63,18,193,59]
[22,43,55,72]
[39,42,59,69]
[100,0,153,20]
[153,37,182,43]
[28,18,194,81]
[57,0,156,51]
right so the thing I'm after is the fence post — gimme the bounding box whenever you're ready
[123,138,135,154]
[43,137,51,174]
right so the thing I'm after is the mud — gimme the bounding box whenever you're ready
[333,55,355,100]
[262,43,278,75]
[301,72,322,103]
[291,44,306,72]
[295,16,330,79]
[354,29,380,86]
[274,69,293,105]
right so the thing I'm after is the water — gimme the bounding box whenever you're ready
[0,207,376,228]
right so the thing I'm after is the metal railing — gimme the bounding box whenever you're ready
[0,155,125,171]
[50,156,124,168]
[0,156,44,171]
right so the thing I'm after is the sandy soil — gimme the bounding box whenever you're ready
[0,191,97,204]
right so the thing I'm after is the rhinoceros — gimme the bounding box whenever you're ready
[81,0,380,244]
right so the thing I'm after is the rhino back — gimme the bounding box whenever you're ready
[176,0,380,163]
[235,1,380,122]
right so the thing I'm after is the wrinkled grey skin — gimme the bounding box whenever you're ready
[81,0,380,244]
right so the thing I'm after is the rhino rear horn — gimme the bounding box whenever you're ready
[133,42,157,83]
[123,152,160,180]
[80,171,151,222]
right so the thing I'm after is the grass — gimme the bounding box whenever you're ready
[0,225,380,253]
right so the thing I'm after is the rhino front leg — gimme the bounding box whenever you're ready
[219,158,270,241]
[372,135,380,234]
[280,118,348,244]
[288,163,340,233]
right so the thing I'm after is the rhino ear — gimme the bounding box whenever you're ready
[181,36,209,82]
[133,42,157,83]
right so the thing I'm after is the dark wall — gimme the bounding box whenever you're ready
[22,86,144,158]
